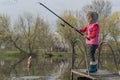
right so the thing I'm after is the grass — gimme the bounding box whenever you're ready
[0,49,72,61]
[6,50,20,56]
[0,50,20,60]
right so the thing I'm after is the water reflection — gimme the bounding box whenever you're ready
[0,56,120,80]
[0,60,5,66]
[0,58,70,80]
[11,76,56,80]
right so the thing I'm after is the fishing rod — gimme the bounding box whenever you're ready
[38,2,90,40]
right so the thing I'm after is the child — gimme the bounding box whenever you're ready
[76,11,100,73]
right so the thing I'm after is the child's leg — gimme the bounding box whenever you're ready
[88,44,98,62]
[87,44,98,73]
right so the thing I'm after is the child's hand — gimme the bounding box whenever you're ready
[74,28,79,31]
[84,35,90,40]
[73,27,77,30]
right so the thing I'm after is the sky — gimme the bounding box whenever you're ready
[0,0,120,31]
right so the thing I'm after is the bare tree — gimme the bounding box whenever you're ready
[56,10,82,51]
[82,0,112,17]
[9,14,53,55]
[0,14,11,49]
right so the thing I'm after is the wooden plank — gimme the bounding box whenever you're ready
[71,69,120,80]
[71,69,97,80]
[79,69,110,76]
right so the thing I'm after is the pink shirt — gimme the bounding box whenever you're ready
[80,22,100,45]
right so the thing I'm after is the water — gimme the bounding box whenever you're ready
[1,56,120,80]
[11,76,56,80]
[6,59,70,80]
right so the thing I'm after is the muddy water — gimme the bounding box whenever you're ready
[0,57,120,80]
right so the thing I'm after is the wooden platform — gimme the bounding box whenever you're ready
[71,69,120,80]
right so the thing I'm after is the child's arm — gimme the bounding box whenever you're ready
[80,26,87,32]
[74,26,87,33]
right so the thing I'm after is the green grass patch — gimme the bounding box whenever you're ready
[0,50,20,60]
[6,50,20,56]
